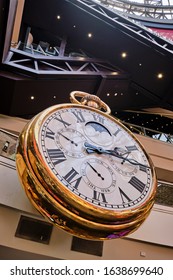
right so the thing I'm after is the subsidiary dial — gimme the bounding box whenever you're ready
[55,128,86,158]
[81,158,116,194]
[109,149,138,177]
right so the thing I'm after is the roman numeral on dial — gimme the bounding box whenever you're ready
[72,111,85,123]
[129,176,145,193]
[119,187,131,203]
[55,114,70,127]
[63,167,82,189]
[139,165,147,172]
[47,149,66,166]
[46,128,55,140]
[93,190,107,203]
[92,114,104,124]
[113,128,121,137]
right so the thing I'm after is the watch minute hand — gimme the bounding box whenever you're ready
[84,142,150,169]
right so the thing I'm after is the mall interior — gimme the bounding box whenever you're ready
[0,0,173,259]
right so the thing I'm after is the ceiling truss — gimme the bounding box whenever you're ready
[75,0,173,54]
[4,42,122,78]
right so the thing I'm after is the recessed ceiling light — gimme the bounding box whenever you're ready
[57,15,61,20]
[139,63,142,66]
[121,52,127,58]
[107,93,110,96]
[88,33,93,38]
[30,96,35,100]
[157,73,163,79]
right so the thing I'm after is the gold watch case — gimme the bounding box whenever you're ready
[16,91,157,240]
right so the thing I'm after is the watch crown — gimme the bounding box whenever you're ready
[81,94,101,109]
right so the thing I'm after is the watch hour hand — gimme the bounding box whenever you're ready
[87,162,104,180]
[84,142,150,169]
[58,132,78,146]
[84,142,129,158]
[84,142,128,156]
[84,142,110,155]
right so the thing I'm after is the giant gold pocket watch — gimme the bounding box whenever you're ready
[16,91,157,240]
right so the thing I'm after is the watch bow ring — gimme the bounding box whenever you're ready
[70,91,111,114]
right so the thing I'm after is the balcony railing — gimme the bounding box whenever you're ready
[122,121,173,144]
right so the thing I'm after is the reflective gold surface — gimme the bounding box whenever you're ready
[29,104,157,220]
[15,92,157,240]
[70,91,111,114]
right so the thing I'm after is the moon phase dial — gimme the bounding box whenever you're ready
[84,121,113,146]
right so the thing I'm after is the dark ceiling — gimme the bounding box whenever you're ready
[0,0,173,136]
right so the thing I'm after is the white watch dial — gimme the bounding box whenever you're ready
[39,106,153,210]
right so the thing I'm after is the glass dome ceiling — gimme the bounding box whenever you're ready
[96,0,173,19]
[128,0,173,3]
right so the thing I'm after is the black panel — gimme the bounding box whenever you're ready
[15,215,53,244]
[71,236,103,257]
[156,182,173,207]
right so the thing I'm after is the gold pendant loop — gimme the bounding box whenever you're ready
[70,91,111,115]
